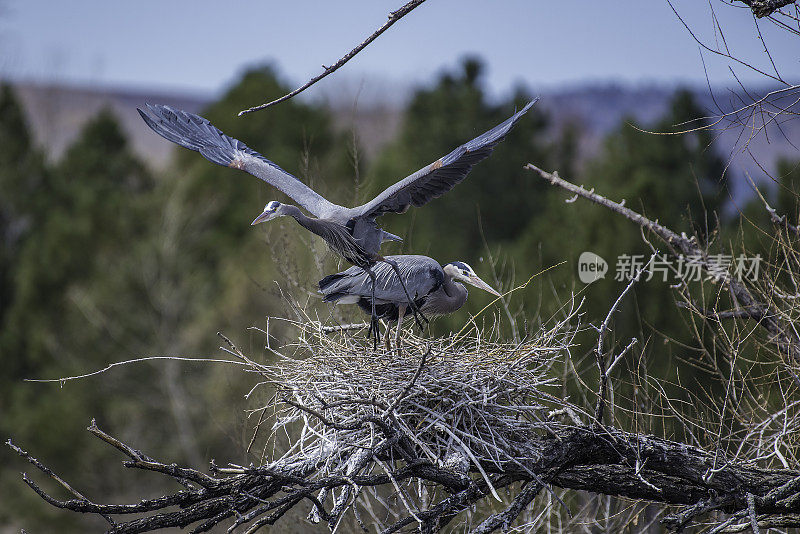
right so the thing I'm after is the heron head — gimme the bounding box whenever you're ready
[251,201,284,225]
[444,261,501,296]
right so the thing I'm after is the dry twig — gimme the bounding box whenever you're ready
[237,0,427,116]
[526,163,800,368]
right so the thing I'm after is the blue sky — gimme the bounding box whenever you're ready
[1,1,797,100]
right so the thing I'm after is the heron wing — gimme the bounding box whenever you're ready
[137,104,340,217]
[354,99,538,219]
[319,255,442,303]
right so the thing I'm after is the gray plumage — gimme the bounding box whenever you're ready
[319,255,500,344]
[137,100,538,266]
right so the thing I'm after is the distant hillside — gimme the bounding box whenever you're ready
[10,82,209,168]
[7,80,799,199]
[538,83,800,199]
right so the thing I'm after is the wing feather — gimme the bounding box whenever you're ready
[355,99,538,219]
[137,104,340,217]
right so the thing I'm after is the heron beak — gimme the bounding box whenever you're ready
[467,274,501,296]
[251,210,273,226]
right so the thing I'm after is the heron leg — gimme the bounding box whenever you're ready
[384,320,392,351]
[395,305,406,355]
[365,267,380,349]
[379,257,429,331]
[369,316,380,350]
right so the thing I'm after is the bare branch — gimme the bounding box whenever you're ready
[470,480,545,534]
[594,254,652,427]
[744,171,800,237]
[737,0,798,18]
[526,163,800,367]
[237,0,427,116]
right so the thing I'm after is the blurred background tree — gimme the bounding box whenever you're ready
[0,67,358,530]
[0,84,48,349]
[516,90,729,377]
[0,104,158,528]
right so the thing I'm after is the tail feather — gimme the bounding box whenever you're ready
[321,291,359,304]
[380,230,403,243]
[318,272,348,292]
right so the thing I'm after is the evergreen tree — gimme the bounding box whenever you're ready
[0,85,47,332]
[517,88,729,378]
[1,109,151,370]
[0,109,156,530]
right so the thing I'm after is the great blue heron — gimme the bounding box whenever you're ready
[319,255,500,349]
[137,100,535,336]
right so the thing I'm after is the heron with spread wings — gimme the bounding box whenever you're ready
[137,100,535,338]
[319,255,500,350]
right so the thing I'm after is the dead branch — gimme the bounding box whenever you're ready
[745,171,800,237]
[237,0,427,116]
[470,480,545,534]
[737,0,798,18]
[9,309,800,533]
[526,163,800,368]
[594,254,651,427]
[9,419,800,533]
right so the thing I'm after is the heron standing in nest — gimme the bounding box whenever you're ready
[319,255,500,350]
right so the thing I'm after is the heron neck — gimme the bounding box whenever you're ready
[284,205,322,234]
[282,204,369,266]
[443,275,467,304]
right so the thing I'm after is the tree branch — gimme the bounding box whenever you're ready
[736,0,797,18]
[525,163,800,367]
[237,0,428,116]
[594,255,651,427]
[9,419,800,533]
[469,480,545,534]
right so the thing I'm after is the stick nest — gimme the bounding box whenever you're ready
[259,311,581,484]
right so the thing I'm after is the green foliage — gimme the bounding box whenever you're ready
[0,85,47,331]
[0,105,159,530]
[517,89,728,356]
[2,109,151,369]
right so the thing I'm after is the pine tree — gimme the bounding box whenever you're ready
[0,85,47,332]
[0,109,155,530]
